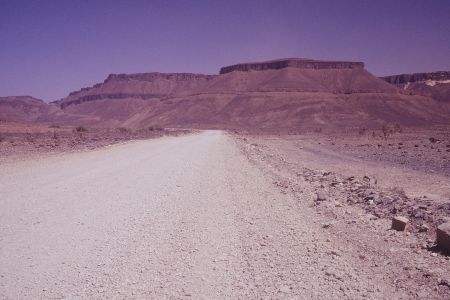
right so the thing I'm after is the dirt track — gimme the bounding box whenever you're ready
[0,131,448,299]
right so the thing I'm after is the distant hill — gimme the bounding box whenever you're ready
[2,59,450,129]
[381,71,450,102]
[0,96,59,123]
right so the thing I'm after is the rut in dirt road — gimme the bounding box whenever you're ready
[0,131,401,299]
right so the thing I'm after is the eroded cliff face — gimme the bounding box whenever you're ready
[381,71,450,85]
[103,72,216,83]
[381,71,450,102]
[58,72,217,108]
[219,58,364,74]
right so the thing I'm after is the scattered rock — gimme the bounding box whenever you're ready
[322,222,332,229]
[329,250,341,256]
[438,278,450,287]
[418,224,430,232]
[416,288,431,298]
[391,216,409,231]
[278,285,291,293]
[316,191,327,201]
[366,214,378,221]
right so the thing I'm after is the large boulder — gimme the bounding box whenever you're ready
[437,223,450,253]
[392,216,409,231]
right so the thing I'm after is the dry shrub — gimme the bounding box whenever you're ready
[148,125,163,131]
[75,126,88,133]
[117,127,130,133]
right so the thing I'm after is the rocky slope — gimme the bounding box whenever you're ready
[381,71,450,102]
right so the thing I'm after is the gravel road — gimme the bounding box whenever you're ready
[1,131,406,299]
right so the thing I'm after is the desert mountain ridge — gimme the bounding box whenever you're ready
[381,71,450,102]
[1,58,450,129]
[56,58,394,108]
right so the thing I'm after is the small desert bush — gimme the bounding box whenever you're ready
[381,124,393,139]
[148,125,163,131]
[381,122,403,140]
[117,127,130,133]
[75,126,88,133]
[25,133,35,142]
[429,137,439,143]
[390,186,408,199]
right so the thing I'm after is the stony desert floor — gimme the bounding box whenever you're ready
[235,126,450,298]
[0,127,449,299]
[0,122,191,162]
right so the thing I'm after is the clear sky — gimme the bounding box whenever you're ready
[1,0,449,101]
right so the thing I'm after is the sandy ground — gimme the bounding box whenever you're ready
[1,131,449,299]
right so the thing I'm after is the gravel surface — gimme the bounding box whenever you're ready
[0,131,446,299]
[235,133,450,299]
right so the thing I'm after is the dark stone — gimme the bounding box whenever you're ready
[437,223,450,253]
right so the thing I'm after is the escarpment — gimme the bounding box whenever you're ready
[104,72,216,83]
[219,58,364,74]
[57,72,217,108]
[381,71,450,102]
[381,71,450,86]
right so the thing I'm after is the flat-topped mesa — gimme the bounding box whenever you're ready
[219,58,364,74]
[104,72,216,83]
[65,72,217,99]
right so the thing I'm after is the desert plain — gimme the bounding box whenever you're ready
[1,58,450,299]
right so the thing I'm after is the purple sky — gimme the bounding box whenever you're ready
[1,0,449,101]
